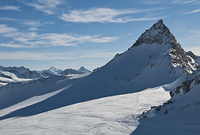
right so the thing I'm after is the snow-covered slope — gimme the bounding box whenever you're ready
[0,86,170,135]
[0,74,87,110]
[133,69,200,135]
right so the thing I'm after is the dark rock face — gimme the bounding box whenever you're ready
[169,80,193,97]
[170,42,198,74]
[170,69,200,98]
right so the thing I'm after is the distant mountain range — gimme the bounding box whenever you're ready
[40,66,90,76]
[0,65,90,86]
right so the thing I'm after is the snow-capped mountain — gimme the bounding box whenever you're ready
[61,68,81,75]
[130,19,197,74]
[0,20,199,134]
[0,65,42,79]
[102,19,197,88]
[0,65,42,86]
[40,66,90,76]
[78,66,90,73]
[61,66,90,75]
[40,66,63,76]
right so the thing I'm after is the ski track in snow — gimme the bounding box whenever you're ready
[0,86,170,135]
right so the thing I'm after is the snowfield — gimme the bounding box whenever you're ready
[0,86,170,135]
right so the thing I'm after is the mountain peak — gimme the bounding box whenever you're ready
[78,66,90,73]
[152,19,164,28]
[49,66,57,70]
[124,20,198,74]
[132,19,176,47]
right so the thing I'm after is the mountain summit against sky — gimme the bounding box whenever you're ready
[130,19,197,74]
[133,19,175,46]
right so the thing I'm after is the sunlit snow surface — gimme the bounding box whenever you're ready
[0,87,170,135]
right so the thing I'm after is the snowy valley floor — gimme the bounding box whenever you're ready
[0,87,170,135]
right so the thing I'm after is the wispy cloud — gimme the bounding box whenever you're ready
[190,30,200,34]
[0,51,76,60]
[139,0,164,5]
[183,9,200,15]
[21,20,54,31]
[25,0,63,14]
[171,0,197,4]
[60,8,163,23]
[0,24,118,48]
[0,17,17,21]
[79,51,117,58]
[0,6,20,11]
[22,20,43,27]
[0,43,30,48]
[0,50,117,60]
[0,24,17,33]
[39,33,119,47]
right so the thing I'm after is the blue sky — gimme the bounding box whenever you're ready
[0,0,200,70]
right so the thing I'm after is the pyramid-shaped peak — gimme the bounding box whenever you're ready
[153,19,164,27]
[49,66,56,70]
[132,19,177,47]
[158,19,163,23]
[150,19,168,31]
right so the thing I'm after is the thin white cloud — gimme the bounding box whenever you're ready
[60,8,163,23]
[139,0,164,5]
[190,30,200,34]
[21,20,43,31]
[0,17,17,21]
[184,9,200,15]
[0,24,17,33]
[21,20,54,31]
[0,50,117,60]
[0,24,118,48]
[0,43,31,48]
[22,20,43,27]
[26,0,63,14]
[0,6,20,11]
[187,30,200,39]
[171,0,197,4]
[39,33,119,47]
[79,52,117,58]
[0,52,73,60]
